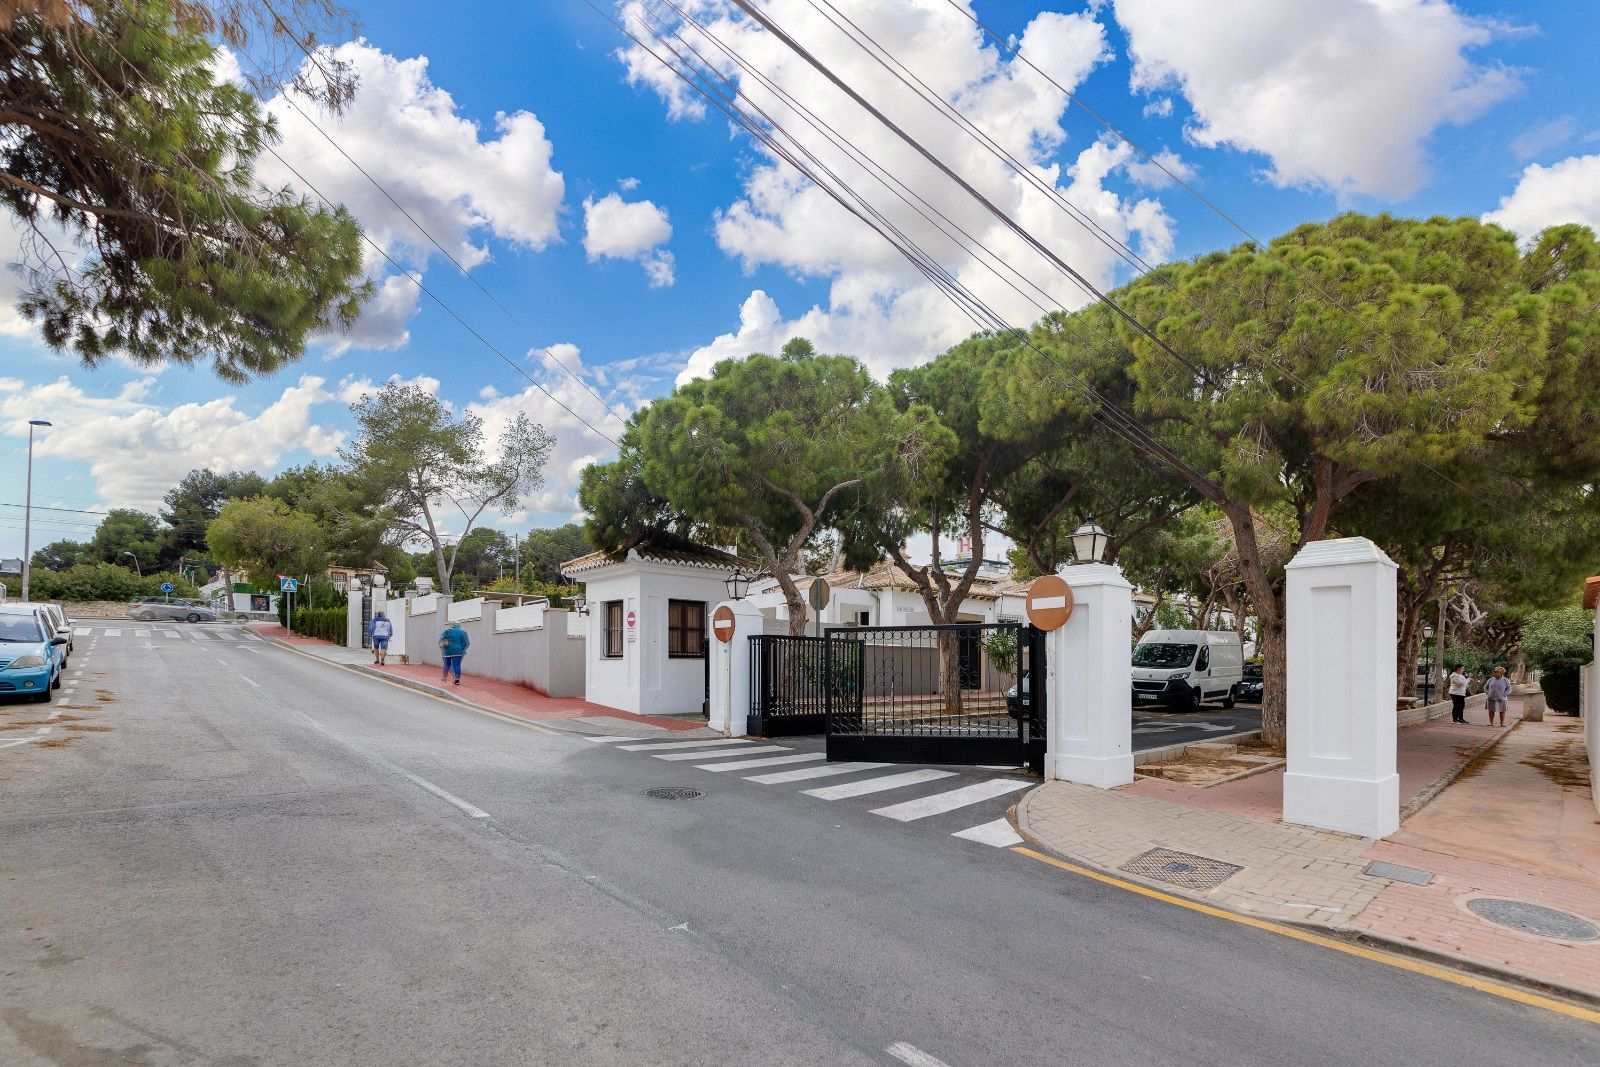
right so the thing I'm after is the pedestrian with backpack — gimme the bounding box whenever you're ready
[439,621,469,685]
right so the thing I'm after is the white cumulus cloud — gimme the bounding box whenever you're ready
[0,376,345,511]
[1482,153,1600,238]
[582,192,676,287]
[1111,0,1522,200]
[614,1,1175,385]
[259,42,567,353]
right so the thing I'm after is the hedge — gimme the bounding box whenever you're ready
[289,607,347,645]
[23,564,200,602]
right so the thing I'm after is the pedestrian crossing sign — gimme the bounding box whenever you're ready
[279,576,299,593]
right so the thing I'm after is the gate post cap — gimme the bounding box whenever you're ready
[1056,561,1131,590]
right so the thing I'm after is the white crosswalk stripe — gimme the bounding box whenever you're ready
[583,736,638,744]
[104,628,121,637]
[743,761,891,785]
[617,738,753,752]
[73,627,91,636]
[695,752,826,773]
[653,744,792,762]
[162,631,179,639]
[803,769,956,801]
[870,779,1030,822]
[951,818,1024,848]
[135,629,149,638]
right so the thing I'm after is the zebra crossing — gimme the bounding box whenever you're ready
[585,735,1028,848]
[70,624,258,643]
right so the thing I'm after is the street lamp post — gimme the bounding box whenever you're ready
[21,419,51,602]
[1069,519,1108,565]
[121,551,142,577]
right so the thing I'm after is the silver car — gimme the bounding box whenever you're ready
[127,596,216,623]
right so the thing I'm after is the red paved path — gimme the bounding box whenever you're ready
[249,623,703,731]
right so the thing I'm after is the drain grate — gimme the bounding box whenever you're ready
[644,786,704,800]
[1363,860,1435,886]
[1467,898,1600,941]
[1120,847,1243,891]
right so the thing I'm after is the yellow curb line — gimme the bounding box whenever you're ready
[264,639,560,737]
[1010,845,1600,1025]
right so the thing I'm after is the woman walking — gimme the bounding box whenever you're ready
[439,621,469,685]
[1484,665,1512,727]
[1447,664,1468,724]
[370,611,393,666]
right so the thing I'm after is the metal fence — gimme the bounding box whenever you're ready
[748,634,833,736]
[824,622,1044,770]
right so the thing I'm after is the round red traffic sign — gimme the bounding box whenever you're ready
[1025,575,1074,631]
[712,604,737,644]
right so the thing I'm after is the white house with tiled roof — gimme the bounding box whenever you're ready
[747,559,1030,631]
[561,542,751,718]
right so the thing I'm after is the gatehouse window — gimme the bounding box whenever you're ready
[603,600,624,658]
[668,599,706,658]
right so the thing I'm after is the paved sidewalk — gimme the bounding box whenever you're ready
[247,623,714,737]
[1019,700,1600,1001]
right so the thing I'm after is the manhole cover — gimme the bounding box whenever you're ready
[644,787,704,800]
[1119,847,1243,891]
[1466,899,1600,940]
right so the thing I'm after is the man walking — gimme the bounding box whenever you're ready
[439,620,469,686]
[370,610,393,666]
[1485,665,1512,727]
[1447,663,1468,724]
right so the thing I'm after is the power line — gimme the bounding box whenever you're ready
[0,502,108,517]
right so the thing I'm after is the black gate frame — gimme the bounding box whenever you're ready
[748,633,830,737]
[823,622,1046,772]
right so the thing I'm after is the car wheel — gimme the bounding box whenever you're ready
[52,671,62,690]
[33,681,52,704]
[187,612,202,623]
[1222,687,1236,710]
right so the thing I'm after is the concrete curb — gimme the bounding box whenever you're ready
[1012,784,1600,1011]
[1134,728,1262,765]
[259,635,480,711]
[1398,719,1519,822]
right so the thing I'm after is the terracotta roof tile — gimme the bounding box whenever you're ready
[561,541,754,576]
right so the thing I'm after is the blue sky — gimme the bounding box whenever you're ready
[3,0,1598,559]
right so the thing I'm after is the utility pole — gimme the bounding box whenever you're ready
[513,533,521,590]
[22,419,51,601]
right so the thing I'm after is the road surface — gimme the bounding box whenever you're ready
[1,623,1593,1065]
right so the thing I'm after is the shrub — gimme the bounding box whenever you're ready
[1521,606,1592,673]
[1543,668,1580,714]
[27,563,199,602]
[290,607,347,644]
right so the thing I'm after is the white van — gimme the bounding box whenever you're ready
[1132,629,1244,710]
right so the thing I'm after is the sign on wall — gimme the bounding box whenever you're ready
[1025,574,1074,631]
[626,607,637,643]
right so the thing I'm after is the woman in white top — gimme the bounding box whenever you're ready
[1447,664,1468,724]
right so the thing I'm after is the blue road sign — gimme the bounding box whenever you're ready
[160,582,173,594]
[280,577,299,593]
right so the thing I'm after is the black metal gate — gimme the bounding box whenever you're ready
[824,622,1046,772]
[748,634,833,737]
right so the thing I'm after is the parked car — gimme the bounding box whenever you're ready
[1235,663,1264,704]
[1005,671,1030,718]
[0,604,65,701]
[126,596,216,623]
[1131,629,1244,711]
[33,602,73,655]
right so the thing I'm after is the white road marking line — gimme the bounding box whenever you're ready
[803,768,956,801]
[71,671,83,677]
[73,627,90,636]
[870,779,1031,822]
[887,1042,953,1067]
[653,744,792,762]
[616,738,755,752]
[162,631,180,639]
[0,726,52,749]
[104,628,121,637]
[214,632,236,641]
[47,704,65,720]
[583,736,637,743]
[135,629,149,638]
[744,761,892,785]
[696,752,827,773]
[404,773,490,819]
[951,817,1026,848]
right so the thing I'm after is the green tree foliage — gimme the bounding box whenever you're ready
[161,468,268,559]
[29,538,90,571]
[343,382,554,590]
[88,508,165,570]
[206,496,326,581]
[266,462,397,568]
[518,523,590,586]
[453,526,512,589]
[1022,213,1600,744]
[587,339,946,634]
[0,0,368,381]
[1521,606,1593,673]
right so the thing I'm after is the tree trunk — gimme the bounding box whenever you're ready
[938,631,964,718]
[1226,504,1286,748]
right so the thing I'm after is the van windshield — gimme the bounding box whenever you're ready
[1132,642,1197,669]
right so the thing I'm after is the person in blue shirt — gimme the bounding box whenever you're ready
[438,622,469,685]
[370,611,394,666]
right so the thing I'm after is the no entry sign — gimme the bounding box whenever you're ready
[712,604,737,644]
[626,608,637,643]
[1025,574,1074,631]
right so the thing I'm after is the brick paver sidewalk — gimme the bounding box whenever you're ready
[248,623,709,734]
[1018,700,1600,1001]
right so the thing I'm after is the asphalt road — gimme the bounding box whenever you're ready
[1,626,1595,1065]
[1131,703,1261,750]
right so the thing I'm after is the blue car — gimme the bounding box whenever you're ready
[0,606,64,703]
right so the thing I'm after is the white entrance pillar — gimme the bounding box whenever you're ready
[708,599,763,737]
[1048,562,1135,788]
[1283,537,1399,839]
[346,585,364,648]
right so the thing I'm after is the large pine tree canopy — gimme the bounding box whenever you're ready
[0,0,368,380]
